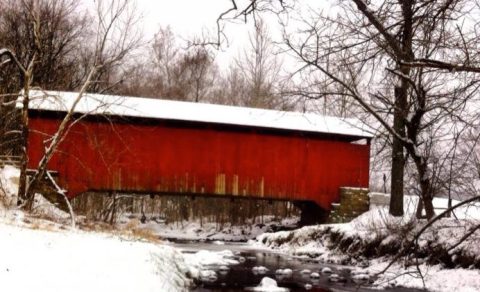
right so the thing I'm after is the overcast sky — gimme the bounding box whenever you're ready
[134,0,259,65]
[130,0,330,66]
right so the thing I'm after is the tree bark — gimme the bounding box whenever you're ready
[389,0,414,217]
[389,87,407,216]
[18,72,30,207]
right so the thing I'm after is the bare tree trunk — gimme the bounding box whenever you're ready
[18,74,31,207]
[390,0,414,217]
[110,192,117,225]
[390,94,406,216]
[390,66,409,217]
[419,175,435,220]
[415,196,424,219]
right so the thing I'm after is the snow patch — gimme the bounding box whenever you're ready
[32,193,70,221]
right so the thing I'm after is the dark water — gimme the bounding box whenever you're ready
[170,241,423,292]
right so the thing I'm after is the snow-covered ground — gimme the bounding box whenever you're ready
[370,260,480,292]
[0,212,193,292]
[255,196,480,292]
[5,162,480,291]
[119,215,299,242]
[0,166,243,292]
[0,210,249,292]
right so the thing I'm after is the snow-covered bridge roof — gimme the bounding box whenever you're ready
[22,90,373,138]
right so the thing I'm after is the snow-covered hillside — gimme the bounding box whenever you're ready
[0,216,192,292]
[255,196,480,291]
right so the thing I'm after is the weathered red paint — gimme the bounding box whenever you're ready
[27,112,370,211]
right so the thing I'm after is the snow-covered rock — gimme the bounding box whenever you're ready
[249,277,289,292]
[182,249,238,278]
[219,265,230,272]
[199,270,218,282]
[328,273,346,283]
[252,266,269,275]
[321,267,332,274]
[352,273,370,284]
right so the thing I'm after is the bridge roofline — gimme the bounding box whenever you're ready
[19,90,374,139]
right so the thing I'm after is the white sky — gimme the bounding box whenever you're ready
[135,0,259,65]
[133,0,330,66]
[138,0,233,37]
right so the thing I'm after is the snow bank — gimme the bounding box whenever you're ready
[0,165,69,222]
[31,193,70,221]
[256,195,480,291]
[372,261,480,292]
[0,165,19,208]
[0,221,192,292]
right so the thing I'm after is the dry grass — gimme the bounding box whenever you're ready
[20,216,58,232]
[77,218,162,243]
[128,227,161,243]
[117,219,162,243]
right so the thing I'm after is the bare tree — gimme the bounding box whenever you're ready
[234,18,284,109]
[179,47,217,102]
[148,26,218,102]
[0,0,89,156]
[214,0,480,220]
[0,0,89,91]
[151,26,181,98]
[1,0,141,222]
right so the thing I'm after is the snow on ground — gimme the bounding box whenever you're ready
[370,260,480,292]
[0,215,193,292]
[255,195,480,292]
[0,211,248,292]
[119,215,299,241]
[0,165,242,291]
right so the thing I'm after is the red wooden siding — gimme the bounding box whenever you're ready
[27,113,370,211]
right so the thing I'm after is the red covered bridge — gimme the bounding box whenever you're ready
[26,91,371,222]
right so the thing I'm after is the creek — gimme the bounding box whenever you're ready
[169,240,423,292]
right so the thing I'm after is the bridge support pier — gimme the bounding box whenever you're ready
[293,201,329,226]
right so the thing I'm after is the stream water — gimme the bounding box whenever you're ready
[170,241,424,292]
